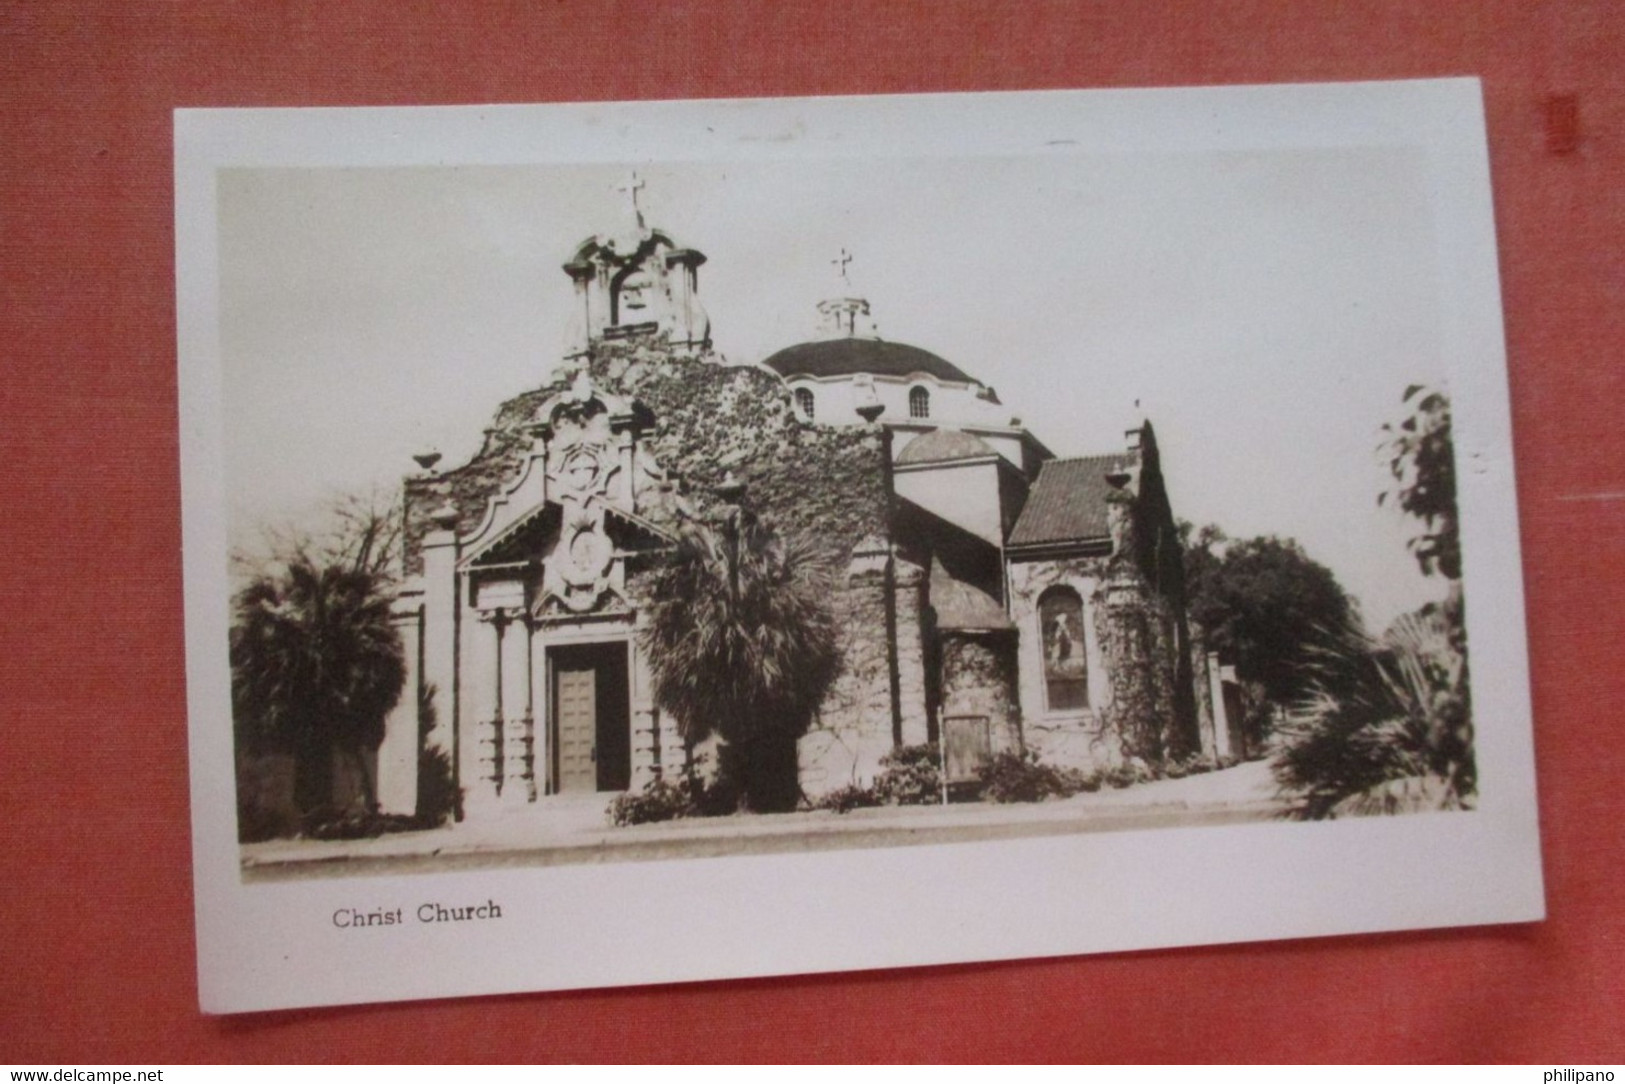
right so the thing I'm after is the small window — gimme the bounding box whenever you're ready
[793,387,815,420]
[1038,587,1088,711]
[909,386,930,419]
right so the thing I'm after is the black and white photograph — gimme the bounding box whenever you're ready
[177,81,1543,1012]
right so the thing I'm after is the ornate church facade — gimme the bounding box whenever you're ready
[367,184,1241,820]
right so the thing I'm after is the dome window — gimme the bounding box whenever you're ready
[794,387,815,420]
[909,386,931,419]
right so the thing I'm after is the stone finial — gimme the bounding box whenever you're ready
[1105,488,1136,556]
[429,502,460,531]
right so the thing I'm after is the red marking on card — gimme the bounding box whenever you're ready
[1544,94,1580,155]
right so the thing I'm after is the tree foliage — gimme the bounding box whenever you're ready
[1274,597,1473,818]
[638,508,842,813]
[1182,525,1359,719]
[230,558,405,815]
[1273,386,1475,818]
[1380,385,1460,579]
[231,487,404,588]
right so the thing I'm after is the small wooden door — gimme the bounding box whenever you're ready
[554,665,598,794]
[548,642,632,794]
[943,715,992,783]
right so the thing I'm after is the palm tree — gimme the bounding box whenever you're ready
[230,558,405,817]
[1273,599,1473,818]
[1273,386,1475,819]
[639,490,842,813]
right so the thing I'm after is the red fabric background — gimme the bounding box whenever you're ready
[2,0,1621,1063]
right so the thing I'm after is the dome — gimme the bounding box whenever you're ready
[896,428,999,466]
[761,339,974,385]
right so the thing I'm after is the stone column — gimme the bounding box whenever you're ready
[1207,651,1233,761]
[892,556,931,748]
[376,597,422,816]
[629,638,659,789]
[420,509,460,787]
[461,607,503,816]
[648,620,686,781]
[500,611,535,804]
[529,627,552,795]
[1099,564,1155,765]
[1190,642,1218,762]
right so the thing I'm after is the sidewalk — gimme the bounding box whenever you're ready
[242,759,1289,881]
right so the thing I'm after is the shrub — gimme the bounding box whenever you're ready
[415,684,461,828]
[236,790,296,843]
[607,776,702,826]
[1102,764,1139,789]
[1161,752,1215,780]
[813,784,883,814]
[978,751,1078,803]
[302,808,421,840]
[873,742,944,806]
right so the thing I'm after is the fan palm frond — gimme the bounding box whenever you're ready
[1274,601,1473,820]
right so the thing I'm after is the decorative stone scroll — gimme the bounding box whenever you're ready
[535,372,637,616]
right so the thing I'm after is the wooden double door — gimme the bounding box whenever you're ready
[548,641,632,794]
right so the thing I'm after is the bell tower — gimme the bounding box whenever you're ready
[561,171,710,360]
[815,248,878,340]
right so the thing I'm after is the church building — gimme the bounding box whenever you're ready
[368,180,1238,820]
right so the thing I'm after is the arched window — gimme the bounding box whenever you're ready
[1038,586,1088,711]
[909,385,931,419]
[793,387,815,420]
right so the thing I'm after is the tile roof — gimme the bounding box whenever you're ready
[930,560,1015,631]
[1006,454,1129,548]
[896,427,999,465]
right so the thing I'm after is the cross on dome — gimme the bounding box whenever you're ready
[832,248,854,287]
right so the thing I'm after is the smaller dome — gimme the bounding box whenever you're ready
[896,428,999,466]
[762,339,974,385]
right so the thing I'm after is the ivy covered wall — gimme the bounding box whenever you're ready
[401,334,903,792]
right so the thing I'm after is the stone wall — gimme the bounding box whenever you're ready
[799,560,898,790]
[1007,539,1197,772]
[402,333,900,795]
[1007,554,1117,770]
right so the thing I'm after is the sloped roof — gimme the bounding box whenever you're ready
[1006,455,1129,548]
[896,428,999,466]
[930,560,1014,631]
[761,338,974,385]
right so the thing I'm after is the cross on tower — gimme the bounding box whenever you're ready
[616,170,646,225]
[832,247,853,287]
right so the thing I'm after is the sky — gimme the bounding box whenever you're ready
[218,142,1450,628]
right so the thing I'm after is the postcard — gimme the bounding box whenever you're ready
[177,79,1542,1013]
